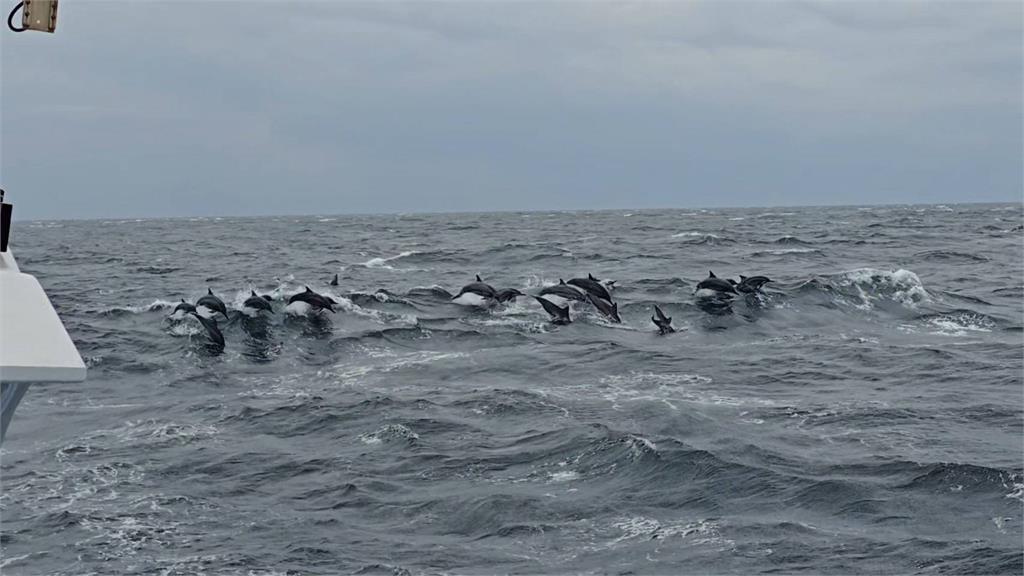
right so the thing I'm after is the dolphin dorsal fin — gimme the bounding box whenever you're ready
[181,298,187,303]
[208,288,214,295]
[589,273,597,281]
[476,274,482,282]
[612,302,618,313]
[708,271,716,278]
[305,286,313,292]
[251,290,257,297]
[559,279,566,284]
[740,275,747,281]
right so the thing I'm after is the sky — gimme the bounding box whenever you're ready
[1,1,1021,220]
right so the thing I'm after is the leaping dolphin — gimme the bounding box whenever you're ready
[538,280,586,306]
[197,288,230,319]
[695,271,737,295]
[452,274,498,306]
[289,286,337,313]
[495,288,525,303]
[173,299,196,316]
[243,290,274,313]
[189,311,225,349]
[586,293,621,323]
[534,296,571,324]
[732,275,772,294]
[568,273,612,302]
[651,305,674,334]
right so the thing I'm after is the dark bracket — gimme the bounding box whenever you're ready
[1,189,11,252]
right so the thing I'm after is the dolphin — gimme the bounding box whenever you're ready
[651,305,675,334]
[289,286,336,313]
[586,293,621,323]
[733,275,772,294]
[173,299,196,316]
[495,288,525,303]
[452,274,498,306]
[568,273,613,302]
[695,271,737,295]
[243,290,274,313]
[189,311,225,349]
[197,288,230,319]
[538,279,587,304]
[330,273,339,286]
[534,296,571,324]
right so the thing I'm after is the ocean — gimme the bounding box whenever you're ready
[2,203,1022,574]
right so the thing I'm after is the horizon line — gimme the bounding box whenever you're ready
[13,199,1022,224]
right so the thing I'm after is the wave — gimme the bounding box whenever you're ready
[827,268,931,310]
[359,250,419,269]
[405,285,454,300]
[133,265,181,275]
[358,423,419,446]
[751,248,823,257]
[914,250,990,263]
[916,310,997,335]
[102,299,177,316]
[348,290,412,307]
[773,236,813,245]
[672,233,735,245]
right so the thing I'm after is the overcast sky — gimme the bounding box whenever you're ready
[1,1,1021,219]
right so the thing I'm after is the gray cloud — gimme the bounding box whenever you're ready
[2,1,1020,219]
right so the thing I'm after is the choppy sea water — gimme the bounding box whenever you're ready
[1,203,1022,575]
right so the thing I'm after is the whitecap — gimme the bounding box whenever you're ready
[549,470,579,482]
[834,268,930,309]
[671,231,718,238]
[359,423,419,445]
[359,250,419,269]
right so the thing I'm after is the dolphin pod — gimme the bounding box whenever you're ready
[170,269,771,351]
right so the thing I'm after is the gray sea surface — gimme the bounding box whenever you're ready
[2,203,1022,574]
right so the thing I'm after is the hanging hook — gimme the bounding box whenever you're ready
[7,1,26,32]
